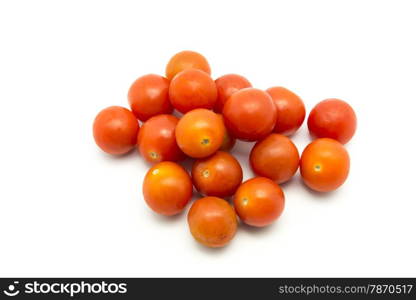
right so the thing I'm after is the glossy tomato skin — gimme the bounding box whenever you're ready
[250,134,299,184]
[266,87,306,136]
[137,114,184,163]
[300,138,350,192]
[192,151,243,198]
[143,161,193,216]
[127,74,172,121]
[169,69,217,114]
[307,98,357,144]
[214,74,252,112]
[165,50,211,80]
[223,88,277,141]
[233,177,285,227]
[188,196,238,248]
[93,106,139,155]
[175,109,225,158]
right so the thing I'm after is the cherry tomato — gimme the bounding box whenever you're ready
[175,109,225,158]
[220,128,236,151]
[192,151,243,197]
[93,106,139,155]
[307,98,357,144]
[143,161,193,216]
[223,88,277,141]
[165,50,211,80]
[137,114,184,163]
[218,114,236,151]
[300,138,350,192]
[250,134,299,184]
[214,74,252,112]
[266,86,306,136]
[127,74,172,121]
[233,177,285,227]
[169,69,217,114]
[188,196,238,248]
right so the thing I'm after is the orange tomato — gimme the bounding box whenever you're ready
[266,87,306,136]
[142,161,193,216]
[250,134,299,184]
[308,98,357,144]
[220,128,236,151]
[165,50,211,80]
[192,151,243,197]
[222,88,277,141]
[93,106,139,155]
[188,196,238,248]
[300,138,350,192]
[233,177,285,227]
[137,114,184,163]
[169,69,217,114]
[175,109,225,158]
[127,74,172,121]
[214,74,252,112]
[218,114,236,151]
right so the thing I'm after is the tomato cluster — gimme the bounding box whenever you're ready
[93,50,357,248]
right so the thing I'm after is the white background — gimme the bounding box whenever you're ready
[1,0,415,277]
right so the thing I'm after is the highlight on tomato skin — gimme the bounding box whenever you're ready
[266,86,306,136]
[93,106,140,155]
[187,196,238,248]
[233,177,285,227]
[137,114,184,164]
[300,138,350,192]
[214,74,252,113]
[250,134,299,184]
[192,151,243,198]
[127,74,172,122]
[175,108,226,158]
[307,98,357,144]
[222,88,277,142]
[142,161,193,216]
[165,50,211,80]
[169,68,218,114]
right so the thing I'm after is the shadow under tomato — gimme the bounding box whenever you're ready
[179,157,195,172]
[193,240,231,254]
[97,147,138,160]
[301,180,339,200]
[238,221,281,237]
[232,140,255,157]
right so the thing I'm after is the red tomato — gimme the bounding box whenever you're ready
[175,109,225,158]
[214,74,252,112]
[93,106,139,155]
[192,151,243,197]
[188,196,238,248]
[300,138,350,192]
[266,87,306,136]
[233,177,285,227]
[308,98,357,144]
[169,69,217,114]
[165,50,211,80]
[143,161,193,216]
[222,88,277,141]
[127,74,172,122]
[250,134,299,184]
[137,114,184,163]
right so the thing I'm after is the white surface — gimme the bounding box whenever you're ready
[1,0,415,277]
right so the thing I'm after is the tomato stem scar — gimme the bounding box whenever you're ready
[201,138,210,145]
